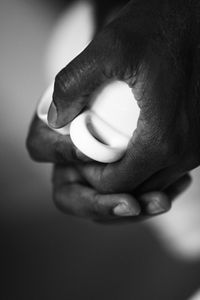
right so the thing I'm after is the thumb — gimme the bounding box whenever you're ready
[48,40,109,129]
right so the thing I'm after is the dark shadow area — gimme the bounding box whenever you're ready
[1,215,200,300]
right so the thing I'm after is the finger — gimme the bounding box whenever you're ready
[52,165,141,220]
[52,167,189,224]
[97,174,192,225]
[139,173,192,215]
[96,192,170,225]
[48,40,107,128]
[47,23,143,129]
[134,166,185,195]
[139,192,171,216]
[26,114,78,163]
[53,185,141,221]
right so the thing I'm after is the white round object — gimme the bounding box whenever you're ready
[70,112,125,163]
[90,81,139,139]
[37,80,140,162]
[69,81,140,162]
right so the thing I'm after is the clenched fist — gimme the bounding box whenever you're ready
[27,0,197,221]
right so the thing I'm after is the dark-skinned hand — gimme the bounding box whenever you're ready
[27,0,197,221]
[27,115,191,222]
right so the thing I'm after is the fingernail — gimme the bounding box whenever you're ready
[48,102,57,127]
[113,200,140,217]
[146,194,170,215]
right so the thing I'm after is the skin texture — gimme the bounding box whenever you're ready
[27,115,191,221]
[27,0,198,222]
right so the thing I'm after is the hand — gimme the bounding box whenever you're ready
[26,116,191,222]
[52,164,191,223]
[47,0,200,196]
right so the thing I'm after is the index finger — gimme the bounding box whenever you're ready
[26,114,79,164]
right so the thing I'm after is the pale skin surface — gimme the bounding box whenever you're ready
[27,0,200,222]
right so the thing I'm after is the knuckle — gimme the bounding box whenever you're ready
[91,195,108,220]
[95,182,116,194]
[92,170,114,194]
[93,165,125,194]
[93,194,103,213]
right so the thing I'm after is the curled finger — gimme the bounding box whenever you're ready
[139,173,192,215]
[52,165,141,221]
[26,114,92,164]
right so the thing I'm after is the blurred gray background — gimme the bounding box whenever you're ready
[1,0,200,299]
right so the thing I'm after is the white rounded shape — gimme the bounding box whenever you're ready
[90,81,139,138]
[70,112,125,163]
[37,80,140,163]
[90,113,130,149]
